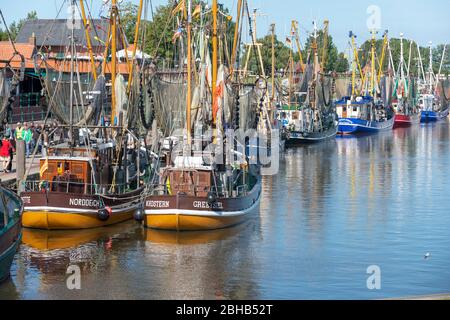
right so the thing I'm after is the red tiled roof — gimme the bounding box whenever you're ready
[0,41,36,69]
[45,58,132,75]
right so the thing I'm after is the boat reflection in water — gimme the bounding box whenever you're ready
[139,219,260,300]
[22,222,140,251]
[143,222,248,245]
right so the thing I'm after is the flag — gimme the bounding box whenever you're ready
[172,0,186,17]
[40,158,49,178]
[172,27,183,44]
[94,36,105,45]
[286,37,292,45]
[166,177,172,195]
[192,4,201,18]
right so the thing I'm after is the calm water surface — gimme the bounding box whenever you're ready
[1,122,450,299]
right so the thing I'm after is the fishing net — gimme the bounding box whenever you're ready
[147,72,187,137]
[335,76,352,99]
[0,69,9,122]
[44,63,95,124]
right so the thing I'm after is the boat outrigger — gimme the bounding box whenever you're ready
[336,30,394,134]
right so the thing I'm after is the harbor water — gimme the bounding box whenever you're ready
[1,122,450,299]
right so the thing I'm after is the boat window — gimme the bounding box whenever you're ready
[353,107,357,112]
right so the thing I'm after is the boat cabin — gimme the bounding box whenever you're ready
[160,156,213,197]
[336,96,377,120]
[419,94,437,112]
[40,156,94,194]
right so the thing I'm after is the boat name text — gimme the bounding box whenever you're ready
[146,200,170,208]
[69,198,100,207]
[193,201,224,209]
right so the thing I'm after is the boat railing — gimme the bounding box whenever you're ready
[23,180,135,196]
[146,183,249,198]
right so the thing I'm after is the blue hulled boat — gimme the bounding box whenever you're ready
[0,187,23,283]
[419,94,449,122]
[336,96,395,134]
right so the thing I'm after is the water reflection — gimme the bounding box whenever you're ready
[2,123,450,299]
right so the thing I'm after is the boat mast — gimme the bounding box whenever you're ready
[111,0,117,125]
[230,0,243,76]
[270,23,275,102]
[127,0,144,93]
[377,31,388,82]
[69,0,75,146]
[370,29,376,97]
[291,21,305,74]
[399,33,404,81]
[350,31,364,97]
[288,33,293,107]
[321,20,329,72]
[79,0,97,80]
[186,0,192,144]
[212,0,218,133]
[428,41,433,94]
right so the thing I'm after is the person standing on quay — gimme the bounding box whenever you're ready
[15,122,24,141]
[23,123,33,157]
[0,135,14,173]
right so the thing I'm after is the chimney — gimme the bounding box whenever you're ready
[28,32,36,46]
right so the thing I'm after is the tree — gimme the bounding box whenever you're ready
[356,37,450,77]
[119,2,139,44]
[243,34,292,76]
[10,11,38,40]
[142,1,237,69]
[143,3,176,66]
[335,52,349,72]
[304,29,339,73]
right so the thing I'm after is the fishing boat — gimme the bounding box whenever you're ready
[20,0,149,230]
[419,42,449,122]
[139,0,262,231]
[0,186,23,282]
[280,21,338,145]
[337,30,394,134]
[393,34,421,128]
[420,94,449,122]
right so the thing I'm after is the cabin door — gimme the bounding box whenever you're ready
[342,106,348,118]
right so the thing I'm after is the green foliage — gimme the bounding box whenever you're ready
[357,37,449,77]
[118,2,139,44]
[304,30,339,73]
[143,3,176,66]
[335,52,350,72]
[243,34,292,76]
[0,10,37,41]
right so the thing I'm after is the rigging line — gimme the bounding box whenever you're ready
[244,1,263,77]
[151,0,177,60]
[0,10,19,54]
[83,0,104,45]
[21,57,70,184]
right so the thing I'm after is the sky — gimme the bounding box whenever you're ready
[1,0,449,52]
